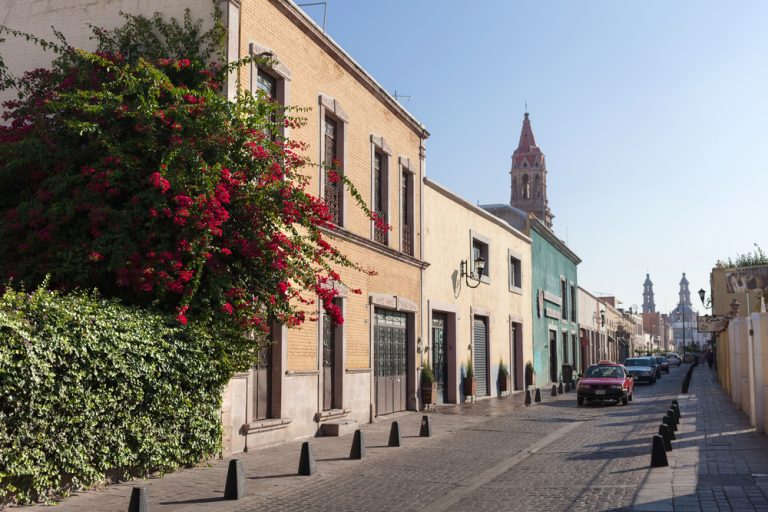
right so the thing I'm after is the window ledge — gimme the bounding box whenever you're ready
[509,286,523,295]
[242,417,292,435]
[314,408,351,423]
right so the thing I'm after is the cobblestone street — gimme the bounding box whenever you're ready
[26,364,768,512]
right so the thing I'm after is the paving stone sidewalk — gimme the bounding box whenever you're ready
[633,364,768,512]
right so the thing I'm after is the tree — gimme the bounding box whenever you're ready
[0,9,381,338]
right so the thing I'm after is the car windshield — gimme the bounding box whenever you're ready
[624,358,649,367]
[584,366,624,379]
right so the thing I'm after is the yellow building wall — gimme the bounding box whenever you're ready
[423,180,533,398]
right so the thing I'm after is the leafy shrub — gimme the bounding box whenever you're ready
[0,284,240,505]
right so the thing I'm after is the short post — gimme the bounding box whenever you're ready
[128,487,149,512]
[565,381,571,393]
[224,459,245,500]
[671,404,681,420]
[388,421,402,447]
[551,384,557,397]
[350,429,365,459]
[534,388,542,402]
[558,382,564,394]
[667,409,679,426]
[525,389,532,405]
[650,434,669,467]
[658,424,673,452]
[662,416,677,437]
[298,441,316,476]
[419,415,432,437]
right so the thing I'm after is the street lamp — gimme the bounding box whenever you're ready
[460,255,486,289]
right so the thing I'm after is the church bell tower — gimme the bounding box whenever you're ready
[510,112,553,228]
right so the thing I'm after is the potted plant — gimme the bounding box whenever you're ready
[464,360,477,398]
[524,361,535,388]
[421,362,437,407]
[498,358,510,394]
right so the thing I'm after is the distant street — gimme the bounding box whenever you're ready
[30,364,768,512]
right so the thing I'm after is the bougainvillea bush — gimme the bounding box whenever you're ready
[0,9,373,334]
[0,285,232,504]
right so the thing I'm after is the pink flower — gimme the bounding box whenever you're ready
[88,251,103,262]
[149,172,170,193]
[220,303,234,315]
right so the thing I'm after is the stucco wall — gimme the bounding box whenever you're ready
[423,179,532,402]
[530,227,579,386]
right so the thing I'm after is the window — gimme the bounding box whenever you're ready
[256,68,277,98]
[319,95,348,227]
[561,278,568,320]
[470,230,490,284]
[324,117,342,225]
[534,174,541,198]
[508,251,522,292]
[249,43,291,140]
[400,159,415,256]
[522,174,530,199]
[373,151,388,244]
[570,285,577,321]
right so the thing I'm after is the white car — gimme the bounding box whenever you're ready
[665,353,682,367]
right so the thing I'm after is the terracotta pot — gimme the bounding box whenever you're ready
[422,382,437,405]
[464,376,477,397]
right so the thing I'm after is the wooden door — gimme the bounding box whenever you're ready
[374,309,408,415]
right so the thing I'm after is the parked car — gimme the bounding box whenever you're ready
[576,362,634,406]
[665,353,682,367]
[654,356,670,373]
[623,357,657,384]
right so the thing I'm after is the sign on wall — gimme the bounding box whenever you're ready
[697,315,728,333]
[725,267,768,293]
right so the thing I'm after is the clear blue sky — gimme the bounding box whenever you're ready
[301,0,768,313]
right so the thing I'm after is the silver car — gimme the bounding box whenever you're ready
[623,357,656,384]
[666,353,682,367]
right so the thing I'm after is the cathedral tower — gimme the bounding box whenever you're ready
[510,112,553,228]
[642,274,656,313]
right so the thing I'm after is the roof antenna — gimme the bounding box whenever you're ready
[393,90,411,107]
[297,2,327,32]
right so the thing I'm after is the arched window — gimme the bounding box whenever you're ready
[534,174,541,198]
[512,177,517,200]
[522,174,530,200]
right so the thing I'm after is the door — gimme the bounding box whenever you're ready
[322,308,336,410]
[549,330,558,383]
[473,317,489,397]
[374,309,408,415]
[432,313,448,403]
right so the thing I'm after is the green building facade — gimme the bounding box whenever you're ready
[529,220,581,387]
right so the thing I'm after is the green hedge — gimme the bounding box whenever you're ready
[0,285,240,504]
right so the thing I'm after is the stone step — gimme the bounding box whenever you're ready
[319,419,359,437]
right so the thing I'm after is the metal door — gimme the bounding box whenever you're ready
[322,309,335,410]
[473,317,488,397]
[254,343,272,420]
[432,313,448,403]
[374,309,408,415]
[510,323,518,391]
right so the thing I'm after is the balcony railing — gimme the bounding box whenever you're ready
[374,211,387,244]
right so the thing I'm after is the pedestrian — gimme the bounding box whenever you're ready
[706,350,714,369]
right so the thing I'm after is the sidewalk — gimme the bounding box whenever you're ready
[633,365,768,512]
[24,390,547,512]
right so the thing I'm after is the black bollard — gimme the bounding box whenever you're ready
[388,421,402,447]
[667,409,679,426]
[350,429,365,459]
[224,459,245,500]
[551,384,558,396]
[662,416,677,437]
[298,441,316,476]
[128,486,149,512]
[658,424,673,452]
[525,389,532,405]
[558,382,564,394]
[565,381,571,393]
[671,399,679,407]
[419,415,432,437]
[650,434,669,467]
[671,404,681,420]
[535,388,542,402]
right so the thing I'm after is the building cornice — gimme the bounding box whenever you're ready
[273,0,429,139]
[320,225,429,270]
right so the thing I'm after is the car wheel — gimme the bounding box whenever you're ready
[650,377,656,384]
[622,395,628,405]
[577,396,584,406]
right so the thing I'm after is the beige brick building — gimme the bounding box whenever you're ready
[1,0,429,455]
